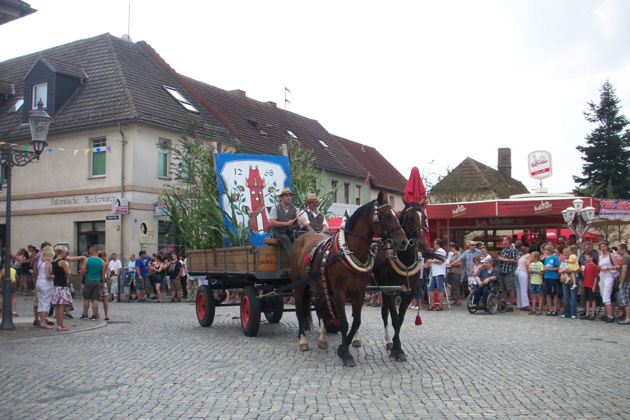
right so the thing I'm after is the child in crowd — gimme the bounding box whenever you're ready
[567,245,579,290]
[528,251,544,315]
[542,245,560,316]
[581,252,599,320]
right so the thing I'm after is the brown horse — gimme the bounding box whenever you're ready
[291,192,408,367]
[373,200,428,362]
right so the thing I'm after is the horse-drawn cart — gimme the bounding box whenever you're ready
[188,238,292,337]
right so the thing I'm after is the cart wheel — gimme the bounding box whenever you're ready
[264,296,284,324]
[196,286,215,327]
[241,286,261,337]
[466,293,477,314]
[487,293,498,314]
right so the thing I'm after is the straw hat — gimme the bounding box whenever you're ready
[276,187,293,198]
[306,193,318,203]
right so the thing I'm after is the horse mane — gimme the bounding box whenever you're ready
[345,199,379,231]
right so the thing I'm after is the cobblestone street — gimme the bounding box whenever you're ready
[1,295,628,419]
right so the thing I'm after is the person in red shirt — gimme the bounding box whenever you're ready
[580,252,599,320]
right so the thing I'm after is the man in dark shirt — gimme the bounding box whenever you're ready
[497,236,520,311]
[268,188,307,258]
[473,259,500,307]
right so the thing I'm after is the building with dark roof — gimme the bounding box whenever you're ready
[429,148,529,204]
[0,33,404,256]
[334,135,407,209]
[0,33,233,258]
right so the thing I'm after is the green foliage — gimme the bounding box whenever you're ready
[159,132,224,250]
[574,81,630,198]
[283,138,333,215]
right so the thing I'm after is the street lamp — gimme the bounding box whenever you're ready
[562,198,596,252]
[0,100,51,330]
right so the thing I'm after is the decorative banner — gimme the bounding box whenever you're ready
[599,199,630,221]
[528,150,552,179]
[215,153,291,247]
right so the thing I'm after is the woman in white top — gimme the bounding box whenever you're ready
[35,246,55,328]
[514,248,531,310]
[480,246,492,264]
[598,241,618,323]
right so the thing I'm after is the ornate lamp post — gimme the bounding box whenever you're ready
[562,198,596,251]
[0,100,51,330]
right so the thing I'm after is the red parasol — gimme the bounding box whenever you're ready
[404,167,430,243]
[404,167,428,326]
[404,167,426,204]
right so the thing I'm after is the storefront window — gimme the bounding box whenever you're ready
[77,221,105,255]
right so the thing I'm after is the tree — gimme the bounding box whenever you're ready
[160,129,256,249]
[574,81,630,198]
[284,138,333,215]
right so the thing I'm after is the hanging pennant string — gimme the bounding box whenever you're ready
[1,141,119,157]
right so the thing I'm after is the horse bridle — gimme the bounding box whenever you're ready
[400,205,427,246]
[372,202,403,241]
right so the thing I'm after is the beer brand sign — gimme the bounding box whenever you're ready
[451,204,467,217]
[533,200,552,214]
[528,150,552,179]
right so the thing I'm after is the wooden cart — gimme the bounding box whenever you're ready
[188,238,292,337]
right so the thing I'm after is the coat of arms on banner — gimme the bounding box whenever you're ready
[215,154,292,246]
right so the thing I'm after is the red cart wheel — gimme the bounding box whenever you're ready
[196,286,215,327]
[241,286,261,336]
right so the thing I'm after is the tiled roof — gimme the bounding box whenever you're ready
[334,135,406,193]
[429,157,528,202]
[179,75,367,178]
[38,57,88,80]
[0,0,36,25]
[0,33,232,143]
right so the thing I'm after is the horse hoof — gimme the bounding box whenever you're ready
[343,356,356,367]
[299,343,310,351]
[386,342,393,350]
[336,346,344,359]
[351,339,361,348]
[395,353,407,362]
[317,340,328,350]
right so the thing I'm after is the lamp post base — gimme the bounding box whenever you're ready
[0,278,16,330]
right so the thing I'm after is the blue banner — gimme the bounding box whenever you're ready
[215,154,292,246]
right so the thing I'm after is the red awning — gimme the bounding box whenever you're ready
[427,197,599,219]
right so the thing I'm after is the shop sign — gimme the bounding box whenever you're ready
[528,150,552,179]
[112,197,129,215]
[599,199,630,221]
[138,220,155,245]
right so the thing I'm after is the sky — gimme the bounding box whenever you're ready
[1,0,629,194]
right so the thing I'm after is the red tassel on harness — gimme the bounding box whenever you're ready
[331,319,340,328]
[415,313,422,325]
[304,255,310,264]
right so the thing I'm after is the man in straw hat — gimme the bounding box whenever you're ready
[303,193,329,233]
[269,187,307,258]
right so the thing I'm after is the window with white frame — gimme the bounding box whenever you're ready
[90,138,106,177]
[32,82,47,109]
[163,86,199,113]
[158,138,170,178]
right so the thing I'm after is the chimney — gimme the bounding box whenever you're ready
[231,89,246,97]
[266,101,276,108]
[498,148,511,180]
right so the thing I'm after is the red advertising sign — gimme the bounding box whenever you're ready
[599,199,630,221]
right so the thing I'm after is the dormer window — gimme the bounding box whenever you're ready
[8,97,24,113]
[32,82,47,109]
[163,85,199,113]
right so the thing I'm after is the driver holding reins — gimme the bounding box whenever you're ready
[268,187,308,258]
